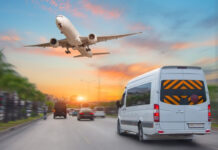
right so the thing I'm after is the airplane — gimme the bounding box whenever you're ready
[25,15,142,58]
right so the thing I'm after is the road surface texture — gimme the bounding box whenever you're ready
[0,115,218,150]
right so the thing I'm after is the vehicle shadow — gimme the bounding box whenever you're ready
[121,134,207,149]
[77,119,94,121]
[53,117,66,119]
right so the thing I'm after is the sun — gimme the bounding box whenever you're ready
[77,96,85,102]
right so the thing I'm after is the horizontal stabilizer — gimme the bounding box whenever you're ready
[74,55,83,58]
[74,52,110,58]
[92,52,110,55]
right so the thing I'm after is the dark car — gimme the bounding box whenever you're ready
[77,108,94,121]
[53,101,67,119]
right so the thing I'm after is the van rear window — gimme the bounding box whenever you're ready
[161,80,206,105]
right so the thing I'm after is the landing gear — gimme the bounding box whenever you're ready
[86,48,91,52]
[65,47,71,54]
[85,45,91,52]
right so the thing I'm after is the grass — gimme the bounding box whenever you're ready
[212,123,218,129]
[208,85,218,123]
[0,114,42,132]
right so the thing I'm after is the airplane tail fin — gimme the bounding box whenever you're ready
[74,52,110,58]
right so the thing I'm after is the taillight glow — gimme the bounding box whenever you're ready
[206,129,210,133]
[80,112,84,115]
[158,130,164,134]
[208,104,211,122]
[154,104,160,122]
[90,112,94,115]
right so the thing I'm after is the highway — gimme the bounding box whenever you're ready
[0,115,218,150]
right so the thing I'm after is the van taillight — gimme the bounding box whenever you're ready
[208,104,211,122]
[154,104,160,122]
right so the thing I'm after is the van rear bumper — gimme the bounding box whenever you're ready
[154,129,210,135]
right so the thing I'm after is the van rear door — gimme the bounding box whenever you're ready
[160,67,208,130]
[160,79,185,130]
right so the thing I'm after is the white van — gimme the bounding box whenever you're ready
[94,107,105,118]
[117,66,211,141]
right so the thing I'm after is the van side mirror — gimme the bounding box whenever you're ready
[116,101,121,108]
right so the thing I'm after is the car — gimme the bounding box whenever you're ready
[94,107,105,118]
[72,109,80,116]
[53,101,67,119]
[77,108,94,121]
[116,66,211,141]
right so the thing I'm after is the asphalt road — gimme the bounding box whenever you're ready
[0,115,218,150]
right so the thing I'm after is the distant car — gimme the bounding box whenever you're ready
[77,108,94,121]
[94,107,105,118]
[68,108,74,116]
[53,101,67,119]
[72,109,80,116]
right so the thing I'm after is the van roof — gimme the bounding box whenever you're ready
[162,66,201,70]
[127,66,202,85]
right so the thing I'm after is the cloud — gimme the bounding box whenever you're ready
[171,39,218,50]
[123,33,218,53]
[122,35,171,51]
[193,57,218,66]
[19,46,109,58]
[32,0,122,19]
[32,0,86,18]
[128,23,152,32]
[0,33,21,42]
[199,15,218,28]
[97,63,160,80]
[81,0,121,19]
[39,36,48,43]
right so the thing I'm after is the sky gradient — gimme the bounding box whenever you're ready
[0,0,217,101]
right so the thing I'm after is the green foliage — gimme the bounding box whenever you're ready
[0,50,47,103]
[208,85,218,122]
[208,85,218,102]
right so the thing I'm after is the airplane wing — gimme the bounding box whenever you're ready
[25,39,71,48]
[74,52,110,58]
[80,32,142,46]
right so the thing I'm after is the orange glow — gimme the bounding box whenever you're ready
[77,96,85,102]
[171,39,218,50]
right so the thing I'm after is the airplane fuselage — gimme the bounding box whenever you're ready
[26,15,141,58]
[56,15,92,57]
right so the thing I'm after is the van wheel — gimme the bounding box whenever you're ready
[138,123,144,142]
[117,120,124,135]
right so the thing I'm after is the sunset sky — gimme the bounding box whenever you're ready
[0,0,217,101]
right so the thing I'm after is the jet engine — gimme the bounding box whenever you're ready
[88,33,97,44]
[50,38,59,47]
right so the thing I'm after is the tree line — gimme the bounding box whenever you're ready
[0,49,51,105]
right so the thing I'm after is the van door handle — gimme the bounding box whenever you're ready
[123,108,126,111]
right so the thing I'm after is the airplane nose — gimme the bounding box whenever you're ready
[56,16,62,28]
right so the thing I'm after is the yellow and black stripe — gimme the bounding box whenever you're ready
[161,80,206,105]
[163,80,203,90]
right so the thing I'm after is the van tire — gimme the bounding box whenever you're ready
[138,123,144,142]
[117,119,124,135]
